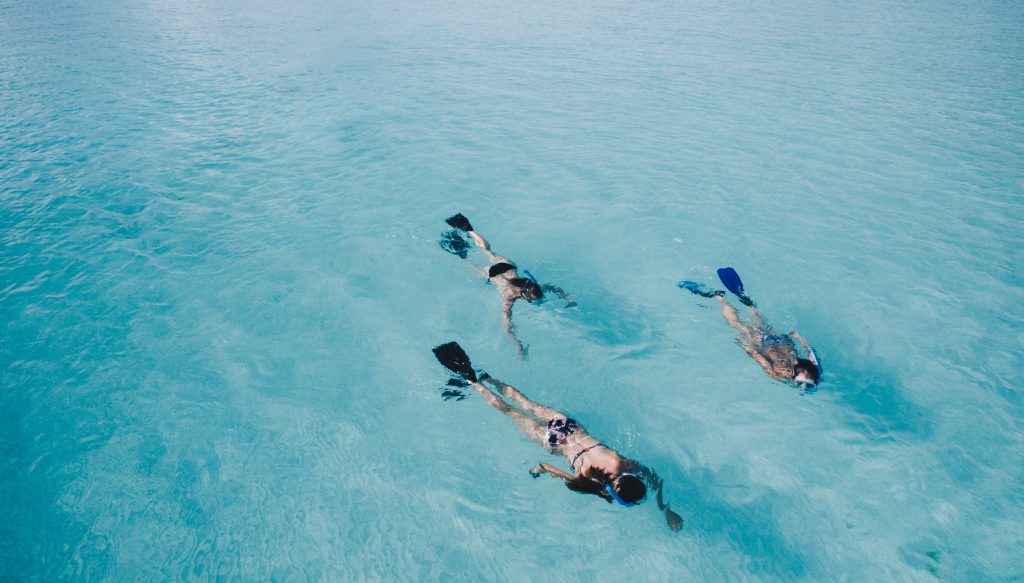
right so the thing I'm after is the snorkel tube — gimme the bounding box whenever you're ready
[523,269,539,287]
[807,347,822,379]
[522,269,547,304]
[605,483,638,507]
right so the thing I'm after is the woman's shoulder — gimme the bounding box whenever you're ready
[617,455,644,474]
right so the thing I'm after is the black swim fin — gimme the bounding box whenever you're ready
[432,341,477,382]
[445,213,474,232]
[716,267,756,307]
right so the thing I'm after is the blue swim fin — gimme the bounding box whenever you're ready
[677,280,725,299]
[716,267,756,307]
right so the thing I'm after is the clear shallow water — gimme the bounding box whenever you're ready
[2,0,1022,579]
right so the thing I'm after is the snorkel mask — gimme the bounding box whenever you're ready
[521,269,547,304]
[794,347,822,392]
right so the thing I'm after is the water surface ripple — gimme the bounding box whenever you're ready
[2,0,1022,580]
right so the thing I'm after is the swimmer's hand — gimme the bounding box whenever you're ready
[665,507,684,532]
[649,470,683,531]
[565,300,577,308]
[531,463,574,482]
[516,342,528,360]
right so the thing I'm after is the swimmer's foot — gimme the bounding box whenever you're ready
[678,280,725,298]
[445,213,474,232]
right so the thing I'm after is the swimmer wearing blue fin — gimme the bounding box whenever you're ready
[444,213,576,358]
[432,342,683,531]
[679,267,821,391]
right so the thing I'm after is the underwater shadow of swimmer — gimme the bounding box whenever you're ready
[438,229,471,259]
[834,358,933,441]
[810,315,933,441]
[438,378,468,402]
[548,284,666,357]
[656,450,817,579]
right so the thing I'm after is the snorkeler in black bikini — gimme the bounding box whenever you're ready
[680,267,822,391]
[432,341,684,531]
[441,213,575,358]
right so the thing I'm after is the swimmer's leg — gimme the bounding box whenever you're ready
[467,231,505,264]
[470,381,546,446]
[747,306,767,331]
[483,376,560,421]
[717,296,759,344]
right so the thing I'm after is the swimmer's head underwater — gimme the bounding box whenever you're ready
[607,473,647,506]
[511,278,544,302]
[793,358,820,389]
[565,469,647,506]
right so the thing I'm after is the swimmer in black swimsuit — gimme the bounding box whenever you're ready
[432,341,683,531]
[443,213,575,358]
[680,269,821,390]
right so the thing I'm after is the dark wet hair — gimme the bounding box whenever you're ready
[565,469,613,501]
[794,358,820,383]
[564,470,646,505]
[614,474,647,504]
[510,278,543,301]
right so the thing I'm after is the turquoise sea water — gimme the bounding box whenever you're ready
[2,0,1022,580]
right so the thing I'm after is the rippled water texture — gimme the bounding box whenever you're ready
[2,0,1022,580]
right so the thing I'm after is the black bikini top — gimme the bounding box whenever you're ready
[570,443,607,470]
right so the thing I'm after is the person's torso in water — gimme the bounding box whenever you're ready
[556,427,630,478]
[759,334,797,379]
[489,258,523,302]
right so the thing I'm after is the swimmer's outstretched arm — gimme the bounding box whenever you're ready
[740,343,775,377]
[529,463,573,481]
[630,461,684,532]
[503,299,527,358]
[788,330,811,353]
[541,284,577,307]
